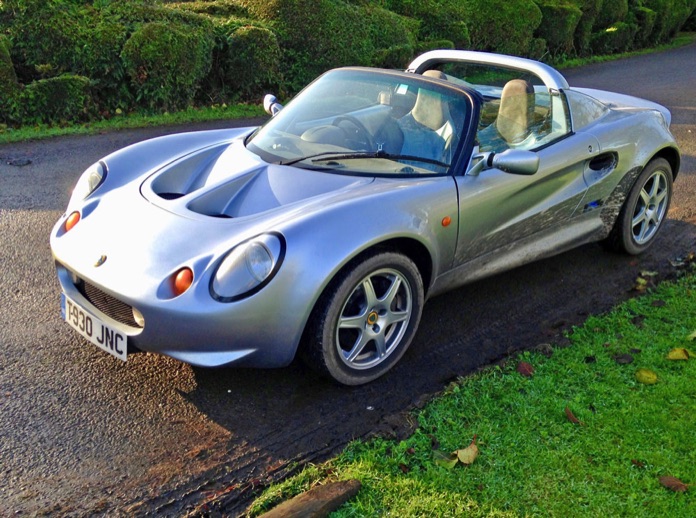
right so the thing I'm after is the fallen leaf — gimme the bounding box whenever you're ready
[565,406,584,426]
[455,435,479,466]
[433,450,457,469]
[634,276,649,292]
[667,348,691,361]
[629,348,642,354]
[640,270,658,277]
[398,463,410,474]
[631,315,645,328]
[651,300,666,307]
[517,361,535,377]
[688,330,696,341]
[635,368,658,385]
[613,353,634,365]
[631,459,646,468]
[405,447,415,455]
[659,475,689,492]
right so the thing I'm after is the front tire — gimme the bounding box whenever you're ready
[604,158,673,255]
[302,251,424,385]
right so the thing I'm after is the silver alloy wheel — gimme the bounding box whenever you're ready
[631,169,669,245]
[335,267,412,370]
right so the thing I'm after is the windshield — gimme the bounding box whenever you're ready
[247,68,471,176]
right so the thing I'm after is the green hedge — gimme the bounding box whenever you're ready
[121,21,214,110]
[570,0,602,54]
[383,0,470,49]
[594,0,628,30]
[19,74,91,124]
[534,1,583,55]
[239,0,418,91]
[630,5,658,48]
[642,0,696,44]
[0,35,19,123]
[461,0,543,56]
[206,25,281,101]
[591,20,638,53]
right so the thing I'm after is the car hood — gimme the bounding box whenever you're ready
[140,138,374,219]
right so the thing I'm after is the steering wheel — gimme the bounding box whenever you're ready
[332,115,376,151]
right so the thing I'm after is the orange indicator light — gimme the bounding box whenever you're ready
[441,216,452,227]
[65,211,81,232]
[173,267,194,296]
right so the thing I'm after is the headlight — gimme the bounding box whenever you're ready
[211,233,285,302]
[72,161,106,201]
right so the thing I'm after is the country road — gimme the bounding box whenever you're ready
[1,44,695,516]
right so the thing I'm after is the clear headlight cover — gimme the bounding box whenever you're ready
[211,234,285,302]
[72,161,106,201]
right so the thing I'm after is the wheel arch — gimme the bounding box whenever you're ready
[650,146,680,180]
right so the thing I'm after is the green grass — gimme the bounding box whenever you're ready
[0,103,265,145]
[249,271,696,517]
[555,32,696,69]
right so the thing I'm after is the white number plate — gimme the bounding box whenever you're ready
[61,293,127,361]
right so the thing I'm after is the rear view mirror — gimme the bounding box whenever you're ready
[468,149,539,176]
[263,94,283,116]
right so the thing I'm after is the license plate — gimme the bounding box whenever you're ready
[61,293,127,361]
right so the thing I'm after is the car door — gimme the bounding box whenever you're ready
[453,131,600,264]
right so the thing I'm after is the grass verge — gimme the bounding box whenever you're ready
[0,103,265,145]
[248,270,696,517]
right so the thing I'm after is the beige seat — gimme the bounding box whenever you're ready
[495,79,534,145]
[399,70,455,163]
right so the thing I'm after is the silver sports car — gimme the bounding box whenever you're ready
[50,50,680,385]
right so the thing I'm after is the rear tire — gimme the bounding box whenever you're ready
[302,251,424,386]
[604,158,673,255]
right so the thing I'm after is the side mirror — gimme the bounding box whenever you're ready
[468,149,539,177]
[263,94,283,116]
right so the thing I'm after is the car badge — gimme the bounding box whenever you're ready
[95,255,107,267]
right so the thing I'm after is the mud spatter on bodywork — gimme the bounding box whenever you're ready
[599,166,642,237]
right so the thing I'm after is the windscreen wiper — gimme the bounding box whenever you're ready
[279,150,449,168]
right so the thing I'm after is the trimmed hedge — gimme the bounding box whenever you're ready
[383,0,470,49]
[239,0,418,91]
[121,21,215,110]
[591,21,638,53]
[207,25,281,101]
[630,5,658,48]
[570,0,603,54]
[19,74,91,124]
[462,0,543,56]
[0,35,19,123]
[534,1,583,55]
[594,0,629,30]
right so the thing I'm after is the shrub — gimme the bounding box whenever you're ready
[461,0,543,56]
[121,21,214,110]
[533,1,583,55]
[239,0,418,92]
[630,5,657,48]
[19,74,91,123]
[207,25,281,101]
[594,0,628,30]
[383,0,470,49]
[591,20,638,53]
[642,0,695,43]
[0,35,19,122]
[570,0,603,55]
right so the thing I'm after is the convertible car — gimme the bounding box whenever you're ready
[50,50,680,385]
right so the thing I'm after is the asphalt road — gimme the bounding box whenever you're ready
[1,44,695,516]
